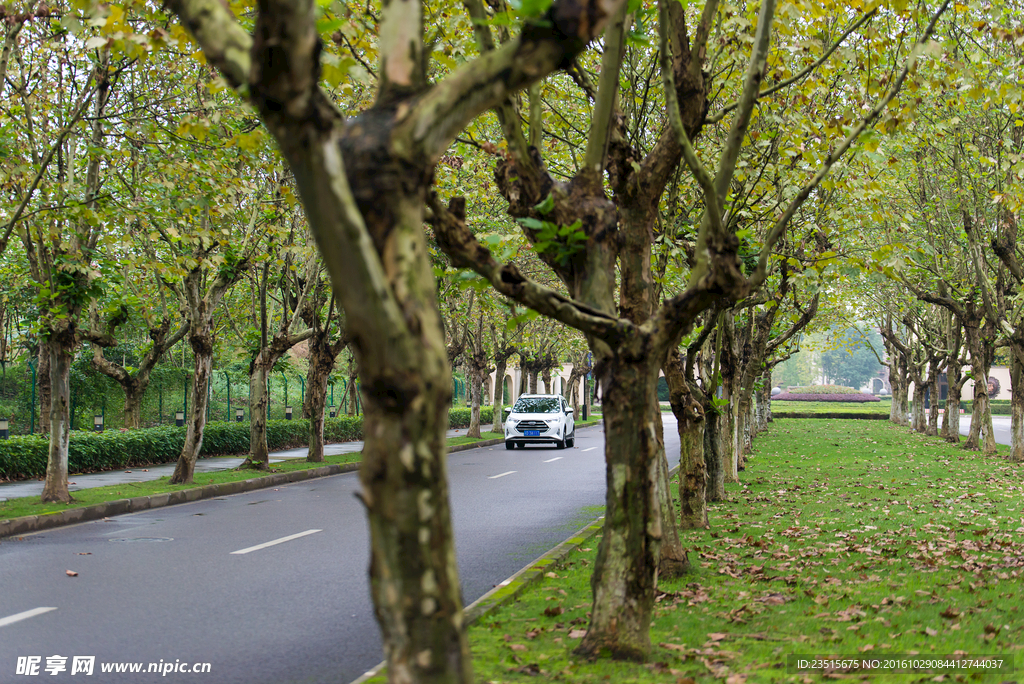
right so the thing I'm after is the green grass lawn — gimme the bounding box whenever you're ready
[772,399,892,414]
[466,418,1024,683]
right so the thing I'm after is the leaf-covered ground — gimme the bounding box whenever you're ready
[468,419,1024,683]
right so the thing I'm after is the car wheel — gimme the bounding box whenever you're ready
[567,437,575,447]
[556,439,565,449]
[505,441,514,450]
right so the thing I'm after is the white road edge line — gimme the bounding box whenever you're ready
[543,457,562,463]
[582,447,598,452]
[488,471,517,479]
[0,607,57,628]
[230,529,322,555]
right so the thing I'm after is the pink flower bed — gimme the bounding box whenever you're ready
[774,392,880,402]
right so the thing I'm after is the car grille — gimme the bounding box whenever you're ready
[515,420,549,432]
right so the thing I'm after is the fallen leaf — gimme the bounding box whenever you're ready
[66,570,78,577]
[543,606,563,617]
[659,642,687,652]
[707,633,728,642]
[940,607,960,620]
[568,629,587,639]
[76,552,91,555]
[726,675,747,684]
[544,572,559,579]
[510,644,527,651]
[924,627,938,637]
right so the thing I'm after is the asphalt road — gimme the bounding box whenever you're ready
[1,416,680,683]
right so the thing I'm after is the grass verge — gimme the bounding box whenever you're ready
[465,418,1024,683]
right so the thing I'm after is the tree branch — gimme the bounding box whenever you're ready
[429,194,633,343]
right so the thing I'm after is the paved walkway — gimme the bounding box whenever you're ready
[0,428,470,502]
[960,414,1011,444]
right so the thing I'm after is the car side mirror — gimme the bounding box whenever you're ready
[566,408,574,414]
[503,407,512,413]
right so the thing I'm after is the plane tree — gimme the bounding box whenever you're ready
[300,268,350,463]
[163,0,637,678]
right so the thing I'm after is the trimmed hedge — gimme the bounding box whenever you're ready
[0,405,494,481]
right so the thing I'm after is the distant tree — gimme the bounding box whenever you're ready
[821,328,882,389]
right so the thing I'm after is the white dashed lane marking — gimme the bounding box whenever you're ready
[230,529,322,555]
[543,457,562,463]
[0,607,57,628]
[488,471,517,479]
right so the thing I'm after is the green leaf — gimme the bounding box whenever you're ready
[534,193,555,215]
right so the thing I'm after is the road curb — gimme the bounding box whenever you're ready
[0,463,360,539]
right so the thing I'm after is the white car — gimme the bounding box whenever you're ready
[503,394,575,450]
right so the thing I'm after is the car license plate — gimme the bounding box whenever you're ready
[524,430,540,436]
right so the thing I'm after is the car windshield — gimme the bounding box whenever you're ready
[512,397,561,413]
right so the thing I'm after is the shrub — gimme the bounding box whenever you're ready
[0,405,495,481]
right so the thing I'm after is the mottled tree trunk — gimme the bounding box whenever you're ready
[575,357,662,660]
[942,381,962,443]
[490,357,507,434]
[677,391,707,528]
[304,342,337,462]
[40,338,73,503]
[926,360,940,437]
[466,367,484,438]
[1011,354,1024,463]
[719,313,739,482]
[247,360,272,468]
[123,383,144,428]
[171,332,214,484]
[911,381,928,433]
[37,345,50,436]
[663,350,707,529]
[735,390,753,468]
[360,371,467,684]
[347,364,359,416]
[529,370,538,393]
[654,407,689,579]
[889,369,909,426]
[704,403,725,502]
[964,359,997,454]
